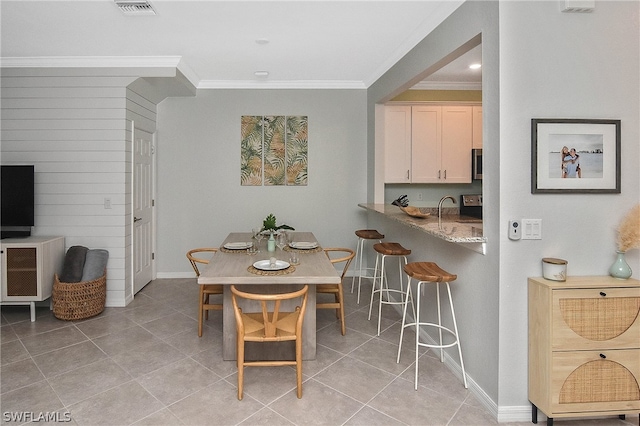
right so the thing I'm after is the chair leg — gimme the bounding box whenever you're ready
[237,335,245,400]
[397,278,413,363]
[296,334,303,398]
[414,281,422,390]
[204,293,210,320]
[338,285,346,336]
[368,253,381,320]
[198,286,205,337]
[446,282,468,389]
[351,238,362,295]
[436,283,444,362]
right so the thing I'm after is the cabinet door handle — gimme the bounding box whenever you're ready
[407,170,410,180]
[599,291,607,297]
[599,353,606,359]
[444,169,447,179]
[438,170,441,179]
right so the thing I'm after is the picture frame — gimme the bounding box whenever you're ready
[531,118,621,193]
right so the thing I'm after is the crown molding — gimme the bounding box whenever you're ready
[410,81,482,91]
[197,80,367,90]
[0,56,182,69]
[1,55,202,88]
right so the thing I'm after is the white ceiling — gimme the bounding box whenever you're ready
[0,0,481,90]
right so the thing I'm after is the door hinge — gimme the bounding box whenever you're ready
[152,253,155,260]
[152,199,155,207]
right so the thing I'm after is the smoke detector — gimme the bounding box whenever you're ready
[114,1,157,16]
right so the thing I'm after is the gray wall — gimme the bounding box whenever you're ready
[155,89,368,275]
[368,0,501,412]
[367,0,639,420]
[498,0,639,412]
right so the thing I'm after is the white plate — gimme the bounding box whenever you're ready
[253,259,290,271]
[289,242,318,249]
[224,242,253,250]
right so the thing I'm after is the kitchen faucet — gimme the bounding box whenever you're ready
[438,195,456,221]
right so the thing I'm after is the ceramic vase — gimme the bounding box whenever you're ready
[267,233,276,253]
[609,250,632,279]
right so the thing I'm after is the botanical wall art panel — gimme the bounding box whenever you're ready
[286,116,308,186]
[240,115,308,186]
[263,116,286,186]
[240,115,264,186]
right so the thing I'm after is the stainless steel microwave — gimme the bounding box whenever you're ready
[472,149,483,180]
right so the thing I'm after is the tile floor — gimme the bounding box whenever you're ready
[1,278,638,426]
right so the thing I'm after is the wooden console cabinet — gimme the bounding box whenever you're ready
[1,236,65,321]
[528,276,640,425]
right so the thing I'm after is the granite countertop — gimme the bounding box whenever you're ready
[358,203,487,245]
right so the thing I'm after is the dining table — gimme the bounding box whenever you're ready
[197,231,340,361]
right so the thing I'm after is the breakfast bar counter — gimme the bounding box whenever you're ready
[358,203,487,253]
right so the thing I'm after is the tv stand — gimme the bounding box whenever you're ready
[0,236,65,321]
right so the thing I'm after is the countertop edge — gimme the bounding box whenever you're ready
[358,203,487,248]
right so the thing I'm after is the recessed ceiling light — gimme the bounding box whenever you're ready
[255,38,270,45]
[254,71,269,78]
[469,63,482,70]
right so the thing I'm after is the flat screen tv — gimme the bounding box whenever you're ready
[1,165,35,238]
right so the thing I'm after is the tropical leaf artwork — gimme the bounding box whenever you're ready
[286,116,308,186]
[240,115,308,186]
[240,116,263,186]
[263,116,286,186]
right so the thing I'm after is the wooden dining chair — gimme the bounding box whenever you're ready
[186,248,223,337]
[317,248,355,335]
[230,284,309,400]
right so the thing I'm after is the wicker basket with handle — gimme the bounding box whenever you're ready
[52,272,106,320]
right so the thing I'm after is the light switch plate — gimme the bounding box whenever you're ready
[522,219,542,240]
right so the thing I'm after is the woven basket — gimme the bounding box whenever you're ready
[52,273,106,320]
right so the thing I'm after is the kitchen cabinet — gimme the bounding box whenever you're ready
[384,105,412,183]
[472,106,482,149]
[384,104,474,184]
[528,276,640,425]
[1,236,65,321]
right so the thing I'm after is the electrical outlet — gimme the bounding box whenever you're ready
[417,193,423,201]
[522,219,542,240]
[508,220,521,240]
[104,197,112,209]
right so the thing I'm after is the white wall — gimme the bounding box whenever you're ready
[498,0,640,412]
[0,71,147,306]
[154,89,369,275]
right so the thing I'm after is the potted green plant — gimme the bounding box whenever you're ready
[260,214,295,234]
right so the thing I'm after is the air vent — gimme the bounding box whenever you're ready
[560,0,595,13]
[115,0,156,16]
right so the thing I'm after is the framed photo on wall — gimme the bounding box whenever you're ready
[531,118,621,193]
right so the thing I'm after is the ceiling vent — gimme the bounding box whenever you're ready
[560,0,595,13]
[114,0,156,16]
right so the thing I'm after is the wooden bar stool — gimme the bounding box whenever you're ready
[397,262,468,390]
[350,229,384,304]
[367,242,411,336]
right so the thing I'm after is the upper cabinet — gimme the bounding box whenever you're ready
[472,106,482,149]
[384,105,412,183]
[385,104,475,184]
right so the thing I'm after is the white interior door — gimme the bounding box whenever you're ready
[133,128,154,294]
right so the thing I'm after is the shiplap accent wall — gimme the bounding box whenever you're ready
[1,70,158,306]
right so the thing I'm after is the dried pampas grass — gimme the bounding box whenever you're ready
[616,204,640,252]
